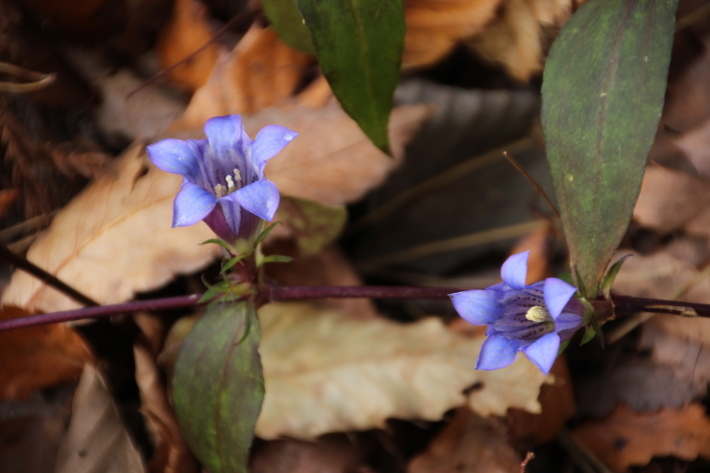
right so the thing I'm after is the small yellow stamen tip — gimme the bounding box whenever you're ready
[526,306,551,323]
[225,175,236,193]
[233,168,242,182]
[214,183,226,198]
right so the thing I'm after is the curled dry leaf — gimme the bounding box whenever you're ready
[572,404,710,472]
[407,408,520,473]
[255,302,548,439]
[402,0,502,68]
[466,0,574,80]
[155,0,225,91]
[173,25,313,130]
[0,306,93,400]
[1,101,429,312]
[55,365,146,473]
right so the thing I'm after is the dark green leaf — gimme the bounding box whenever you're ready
[221,254,246,274]
[262,0,315,54]
[579,326,597,346]
[542,0,677,297]
[173,301,264,473]
[295,0,405,153]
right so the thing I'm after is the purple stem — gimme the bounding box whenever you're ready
[1,286,709,332]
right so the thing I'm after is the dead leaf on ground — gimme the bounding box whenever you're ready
[173,25,313,130]
[1,100,428,313]
[0,306,93,400]
[250,436,370,473]
[633,165,710,233]
[407,408,520,473]
[466,0,574,81]
[155,0,226,91]
[55,364,146,473]
[402,0,502,68]
[611,250,698,300]
[134,343,199,473]
[255,302,548,439]
[0,188,19,218]
[572,404,710,473]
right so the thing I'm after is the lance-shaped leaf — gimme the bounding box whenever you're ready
[541,0,677,297]
[294,0,405,153]
[172,301,263,473]
[262,0,315,54]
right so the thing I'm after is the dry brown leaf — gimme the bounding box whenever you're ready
[1,143,220,313]
[0,188,19,218]
[510,223,553,283]
[611,250,698,300]
[408,408,520,473]
[402,0,502,68]
[155,0,225,91]
[0,306,93,400]
[255,302,548,440]
[250,437,369,473]
[55,365,146,473]
[633,165,710,233]
[572,404,710,472]
[134,343,199,473]
[173,25,313,130]
[466,0,573,81]
[1,100,428,313]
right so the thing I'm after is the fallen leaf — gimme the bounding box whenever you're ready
[250,436,369,473]
[173,25,313,130]
[0,306,93,400]
[572,404,710,472]
[255,302,548,439]
[466,0,574,80]
[633,165,710,233]
[611,250,697,300]
[402,0,503,68]
[407,408,520,473]
[663,36,710,133]
[1,100,428,312]
[0,188,19,218]
[55,365,146,473]
[155,0,226,91]
[1,143,220,312]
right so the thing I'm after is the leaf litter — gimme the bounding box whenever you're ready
[4,0,710,472]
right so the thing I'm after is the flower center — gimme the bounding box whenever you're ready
[525,305,553,323]
[213,169,243,198]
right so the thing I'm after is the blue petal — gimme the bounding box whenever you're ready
[252,125,298,172]
[450,290,502,325]
[173,181,217,227]
[501,251,529,290]
[147,139,201,181]
[476,335,518,370]
[543,278,578,319]
[204,115,249,156]
[522,332,560,374]
[555,312,584,333]
[230,179,280,221]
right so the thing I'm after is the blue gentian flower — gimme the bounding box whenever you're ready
[147,115,297,243]
[450,251,584,374]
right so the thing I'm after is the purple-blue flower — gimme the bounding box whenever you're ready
[147,115,297,243]
[450,251,584,374]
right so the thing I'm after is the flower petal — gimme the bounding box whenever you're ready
[204,115,245,153]
[173,180,217,227]
[523,332,560,374]
[230,179,280,221]
[252,125,298,172]
[476,335,518,370]
[147,139,201,181]
[450,290,502,325]
[543,278,578,319]
[555,312,584,333]
[501,251,529,290]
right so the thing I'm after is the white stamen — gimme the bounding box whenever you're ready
[233,168,242,182]
[214,183,226,198]
[225,175,236,194]
[525,306,552,323]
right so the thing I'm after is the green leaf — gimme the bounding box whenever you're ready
[254,222,281,247]
[200,238,234,254]
[542,0,677,298]
[262,0,315,54]
[579,326,597,346]
[173,301,264,473]
[261,254,294,264]
[275,197,347,256]
[221,254,246,274]
[601,254,632,300]
[294,0,404,153]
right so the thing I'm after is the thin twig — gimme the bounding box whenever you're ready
[520,452,535,473]
[503,151,562,222]
[0,62,55,93]
[0,244,99,307]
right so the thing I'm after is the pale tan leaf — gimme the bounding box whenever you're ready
[255,302,547,440]
[173,25,313,130]
[466,0,573,81]
[55,365,146,473]
[403,0,502,68]
[1,143,219,313]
